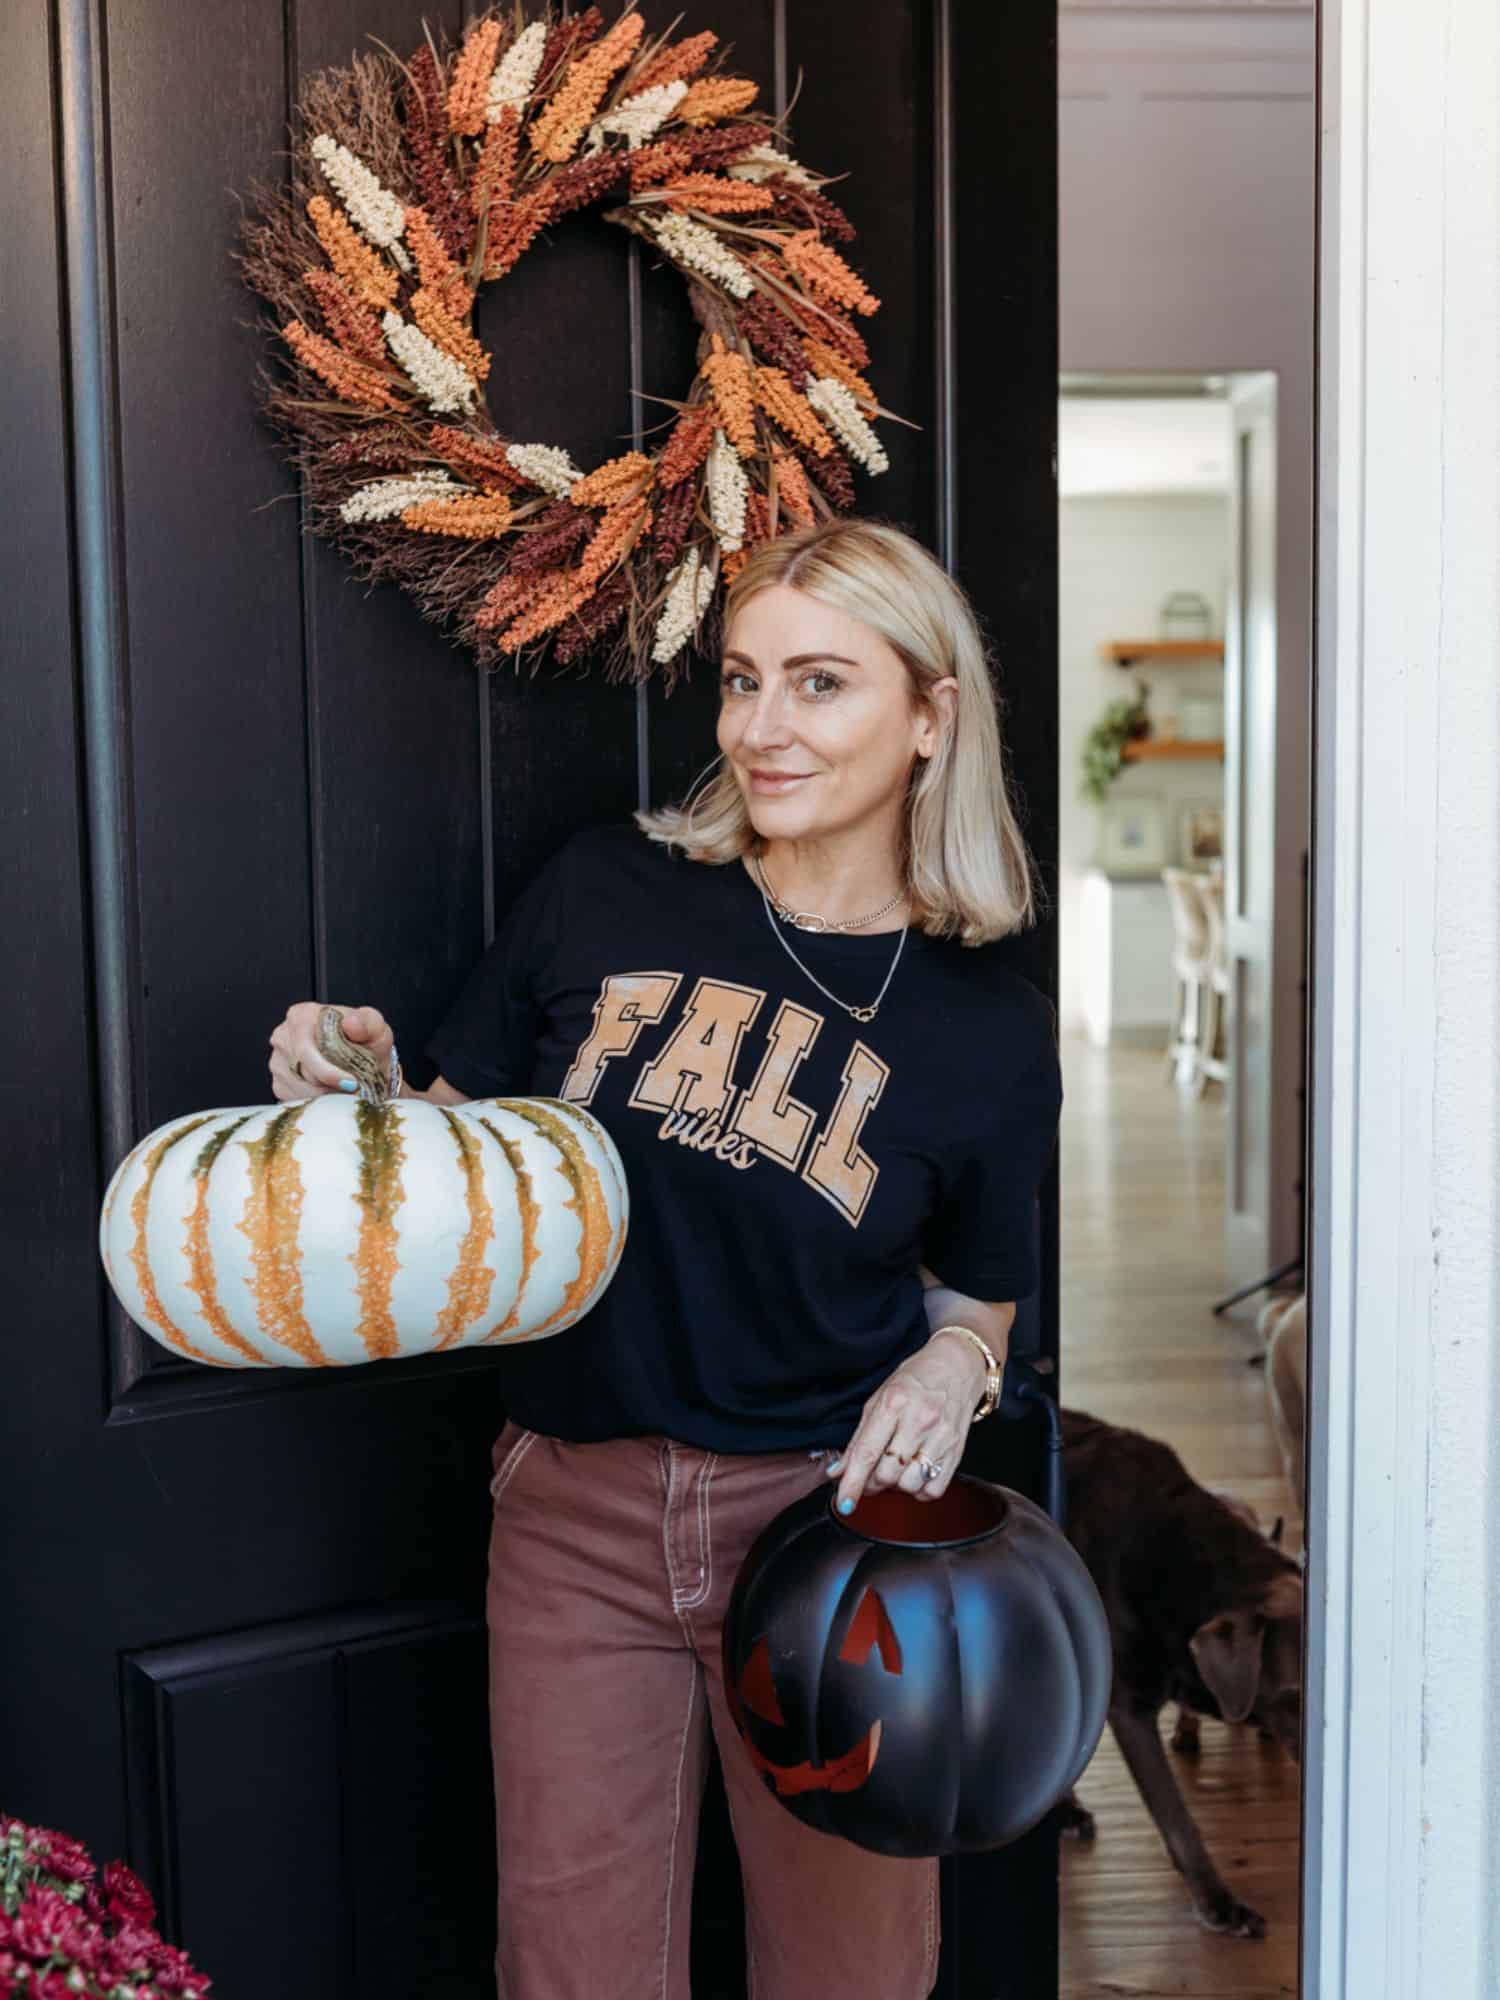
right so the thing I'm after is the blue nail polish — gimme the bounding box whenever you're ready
[338,1079,358,1093]
[838,1496,854,1515]
[826,1457,843,1475]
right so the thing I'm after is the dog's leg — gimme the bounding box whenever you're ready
[1169,1704,1202,1756]
[1108,1705,1267,1939]
[1054,1790,1096,1841]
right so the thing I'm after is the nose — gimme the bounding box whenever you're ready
[736,683,796,752]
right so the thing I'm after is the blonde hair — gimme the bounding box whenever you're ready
[633,518,1039,944]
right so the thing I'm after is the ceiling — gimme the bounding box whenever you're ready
[1057,393,1232,498]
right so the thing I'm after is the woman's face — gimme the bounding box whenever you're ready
[716,583,954,847]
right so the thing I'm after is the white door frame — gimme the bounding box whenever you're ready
[1305,0,1497,1993]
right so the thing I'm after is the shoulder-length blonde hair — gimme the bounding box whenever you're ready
[633,517,1040,944]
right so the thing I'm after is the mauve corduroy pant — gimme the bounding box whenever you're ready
[484,1419,940,2000]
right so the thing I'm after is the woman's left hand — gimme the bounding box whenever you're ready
[825,1329,989,1511]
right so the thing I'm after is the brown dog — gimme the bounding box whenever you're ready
[1055,1406,1303,1939]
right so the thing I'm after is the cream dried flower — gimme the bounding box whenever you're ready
[486,20,548,121]
[651,545,714,662]
[725,144,816,186]
[804,376,889,475]
[504,442,584,498]
[705,427,749,550]
[339,471,464,524]
[310,135,411,270]
[584,78,689,153]
[649,213,754,299]
[381,311,478,415]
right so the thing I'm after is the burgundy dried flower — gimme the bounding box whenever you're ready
[737,295,809,389]
[507,501,593,574]
[546,152,630,220]
[402,46,474,262]
[651,477,698,567]
[766,176,857,244]
[684,121,771,170]
[554,570,632,663]
[793,436,855,511]
[536,7,604,95]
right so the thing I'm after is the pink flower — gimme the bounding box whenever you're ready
[152,1938,213,1994]
[11,1883,78,1959]
[100,1917,159,1980]
[103,1857,157,1927]
[32,1826,96,1884]
[35,1972,79,2000]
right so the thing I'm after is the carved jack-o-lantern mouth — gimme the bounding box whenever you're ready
[733,1587,903,1798]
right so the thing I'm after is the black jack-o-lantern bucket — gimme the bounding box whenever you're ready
[721,1396,1110,1857]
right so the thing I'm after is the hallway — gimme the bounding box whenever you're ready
[1056,1033,1302,1998]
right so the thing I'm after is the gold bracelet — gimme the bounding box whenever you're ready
[930,1323,1003,1423]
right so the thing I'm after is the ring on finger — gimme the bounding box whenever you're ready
[917,1456,943,1483]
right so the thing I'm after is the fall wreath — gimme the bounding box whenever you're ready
[237,5,899,684]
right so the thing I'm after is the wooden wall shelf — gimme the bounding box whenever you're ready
[1105,639,1225,666]
[1121,738,1225,762]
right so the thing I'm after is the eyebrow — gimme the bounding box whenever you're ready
[721,650,862,669]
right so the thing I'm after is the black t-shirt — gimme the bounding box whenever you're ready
[424,820,1062,1453]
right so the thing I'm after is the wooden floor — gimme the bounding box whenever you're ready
[1056,1030,1302,1999]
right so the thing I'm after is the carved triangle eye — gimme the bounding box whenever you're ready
[837,1587,903,1676]
[740,1635,786,1725]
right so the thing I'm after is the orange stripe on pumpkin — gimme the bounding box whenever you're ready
[431,1109,497,1348]
[236,1105,329,1365]
[180,1115,268,1365]
[473,1115,541,1342]
[128,1116,227,1365]
[501,1102,615,1340]
[348,1101,406,1360]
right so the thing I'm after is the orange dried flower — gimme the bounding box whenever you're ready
[472,104,520,219]
[569,452,653,509]
[630,29,717,98]
[281,319,399,409]
[307,195,399,311]
[427,425,528,492]
[629,139,694,190]
[659,173,772,216]
[801,336,875,404]
[303,268,387,367]
[530,11,645,163]
[401,493,515,538]
[703,334,756,456]
[720,546,748,582]
[576,495,653,583]
[676,77,758,127]
[497,571,594,650]
[780,228,879,316]
[771,449,817,524]
[475,566,556,631]
[656,404,716,486]
[752,366,834,456]
[410,287,492,383]
[483,187,557,279]
[404,206,472,319]
[447,17,504,137]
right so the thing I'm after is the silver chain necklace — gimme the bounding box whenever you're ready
[750,852,910,1024]
[755,852,908,934]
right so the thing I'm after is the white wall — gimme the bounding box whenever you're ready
[1058,489,1228,1032]
[1059,0,1315,1265]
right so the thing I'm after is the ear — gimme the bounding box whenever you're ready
[1189,1608,1266,1723]
[913,677,959,758]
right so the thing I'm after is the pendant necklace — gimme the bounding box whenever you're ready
[750,851,910,1024]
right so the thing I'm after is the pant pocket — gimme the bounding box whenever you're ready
[489,1417,538,1504]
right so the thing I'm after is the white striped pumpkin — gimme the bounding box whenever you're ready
[97,1094,628,1368]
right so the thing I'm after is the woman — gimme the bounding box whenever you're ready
[268,518,1063,2000]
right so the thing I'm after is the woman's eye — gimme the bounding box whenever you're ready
[720,669,755,696]
[802,671,842,698]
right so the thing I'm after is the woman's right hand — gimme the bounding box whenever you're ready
[269,1002,394,1102]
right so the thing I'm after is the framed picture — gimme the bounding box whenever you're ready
[1179,802,1224,865]
[1095,795,1169,875]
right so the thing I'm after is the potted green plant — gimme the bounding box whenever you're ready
[1080,680,1152,803]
